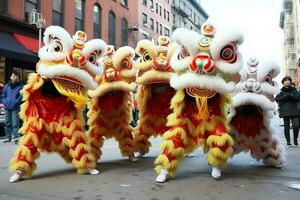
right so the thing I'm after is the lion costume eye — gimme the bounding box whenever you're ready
[88,52,98,64]
[178,46,190,60]
[120,58,132,69]
[220,43,237,63]
[49,40,63,53]
[265,73,274,86]
[142,52,152,62]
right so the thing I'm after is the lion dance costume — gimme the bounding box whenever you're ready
[155,24,244,182]
[228,58,284,168]
[87,45,138,165]
[9,26,107,182]
[134,36,177,157]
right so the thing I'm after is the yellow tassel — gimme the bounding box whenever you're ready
[195,95,209,121]
[52,79,88,109]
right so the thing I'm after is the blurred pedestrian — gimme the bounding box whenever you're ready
[275,76,300,147]
[2,72,24,144]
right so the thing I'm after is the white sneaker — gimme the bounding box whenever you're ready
[9,169,24,183]
[211,167,221,179]
[186,153,195,158]
[85,168,100,175]
[134,152,145,158]
[129,155,139,162]
[155,168,169,183]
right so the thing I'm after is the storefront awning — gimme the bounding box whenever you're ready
[0,31,38,63]
[13,33,39,54]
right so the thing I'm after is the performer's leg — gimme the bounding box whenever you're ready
[87,126,105,162]
[9,125,42,182]
[134,129,152,157]
[206,123,234,179]
[115,127,137,162]
[291,117,299,146]
[58,147,72,163]
[255,130,284,168]
[155,127,191,182]
[283,117,291,145]
[64,120,98,175]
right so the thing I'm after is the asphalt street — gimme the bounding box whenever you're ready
[0,117,299,200]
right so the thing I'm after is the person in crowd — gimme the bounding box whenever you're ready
[2,72,24,144]
[275,76,300,147]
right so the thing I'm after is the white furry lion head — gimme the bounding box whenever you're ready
[169,23,244,97]
[88,45,137,98]
[232,57,280,111]
[135,36,177,84]
[37,26,107,90]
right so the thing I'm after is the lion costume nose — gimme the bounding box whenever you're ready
[242,78,261,93]
[104,68,120,82]
[190,54,216,75]
[66,49,87,69]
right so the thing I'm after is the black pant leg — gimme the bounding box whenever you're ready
[291,117,299,145]
[283,117,291,144]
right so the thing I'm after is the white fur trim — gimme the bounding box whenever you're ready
[38,47,66,61]
[88,81,135,98]
[136,70,173,84]
[82,39,107,76]
[112,46,135,68]
[42,26,73,53]
[170,47,193,72]
[257,61,280,82]
[172,28,200,56]
[170,72,236,93]
[231,93,274,111]
[210,31,244,59]
[38,63,98,90]
[135,39,157,58]
[260,82,280,96]
[214,52,243,74]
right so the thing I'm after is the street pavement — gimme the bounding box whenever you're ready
[0,117,300,200]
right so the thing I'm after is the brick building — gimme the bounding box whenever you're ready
[0,0,137,83]
[131,0,172,47]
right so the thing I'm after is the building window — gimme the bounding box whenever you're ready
[164,27,170,36]
[142,13,147,27]
[173,13,175,24]
[52,0,64,27]
[75,0,85,31]
[121,18,128,46]
[160,24,162,35]
[155,3,158,13]
[108,10,116,45]
[24,0,40,21]
[93,4,102,38]
[143,0,147,6]
[167,11,169,21]
[150,0,153,8]
[0,0,8,15]
[156,21,159,33]
[159,5,162,16]
[164,9,166,19]
[150,18,154,30]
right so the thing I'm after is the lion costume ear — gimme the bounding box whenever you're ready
[257,61,280,82]
[135,40,157,58]
[167,42,179,60]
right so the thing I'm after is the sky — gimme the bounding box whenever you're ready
[201,0,284,79]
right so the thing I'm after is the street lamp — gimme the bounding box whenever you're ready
[29,9,46,50]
